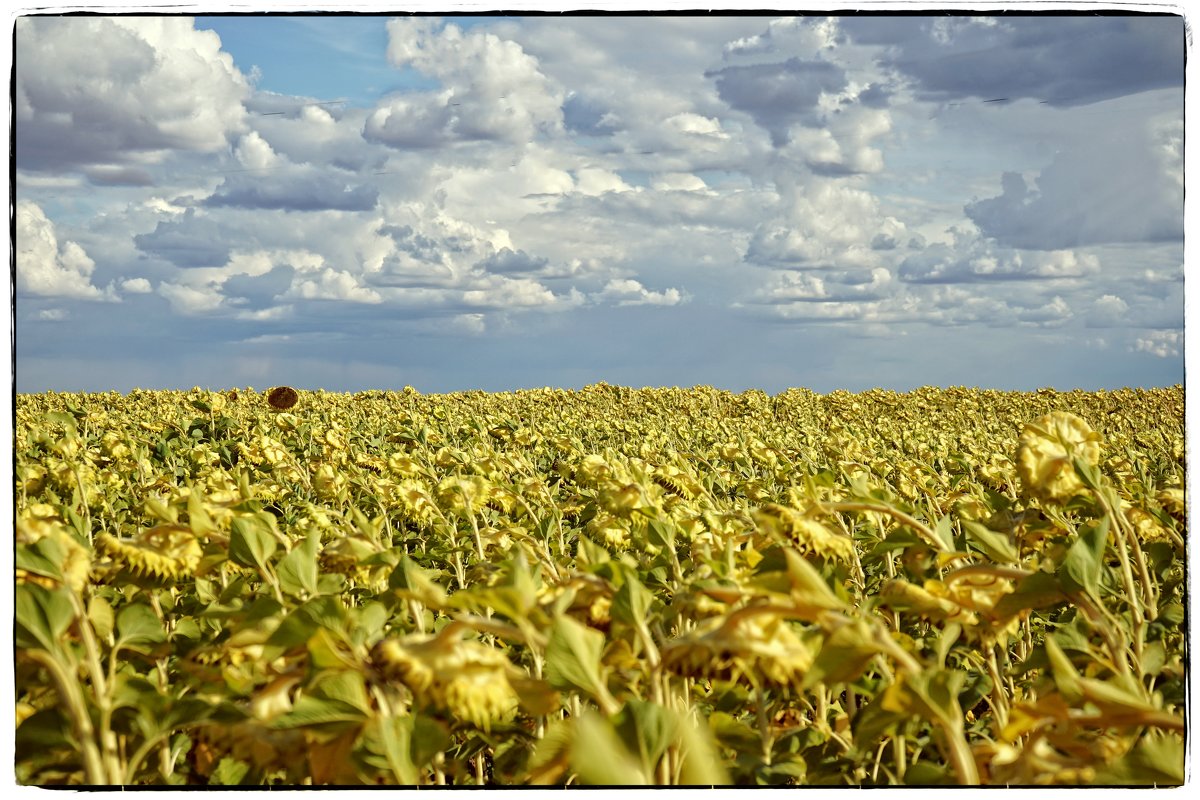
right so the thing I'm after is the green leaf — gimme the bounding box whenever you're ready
[1058,517,1109,599]
[15,583,76,653]
[352,601,390,648]
[611,571,653,628]
[16,539,65,582]
[14,707,74,763]
[210,757,251,785]
[1043,634,1084,703]
[88,596,115,642]
[171,617,202,641]
[1093,733,1184,786]
[882,669,967,731]
[961,520,1018,565]
[646,519,676,550]
[409,714,451,769]
[852,692,910,745]
[277,533,320,598]
[933,514,956,552]
[674,709,732,786]
[802,618,880,689]
[993,571,1067,618]
[760,757,807,784]
[570,711,649,785]
[229,514,279,571]
[388,555,448,608]
[363,715,419,784]
[709,711,760,754]
[544,614,610,709]
[45,410,78,430]
[782,549,846,618]
[311,669,372,715]
[614,699,675,778]
[116,602,167,650]
[905,761,953,786]
[110,673,165,714]
[271,695,369,729]
[265,609,320,654]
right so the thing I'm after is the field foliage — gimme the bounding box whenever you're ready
[13,384,1187,785]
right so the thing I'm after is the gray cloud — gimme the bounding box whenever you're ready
[965,121,1182,249]
[16,17,248,174]
[83,165,156,186]
[205,170,379,212]
[706,58,847,145]
[563,92,621,136]
[222,265,296,307]
[850,16,1184,107]
[133,210,234,268]
[477,248,550,275]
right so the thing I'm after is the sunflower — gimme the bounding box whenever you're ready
[1016,412,1103,503]
[267,385,299,411]
[97,524,202,581]
[661,610,815,688]
[373,626,520,731]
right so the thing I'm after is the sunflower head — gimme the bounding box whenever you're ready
[372,628,520,730]
[662,611,815,688]
[1016,411,1103,503]
[267,386,299,411]
[97,524,202,582]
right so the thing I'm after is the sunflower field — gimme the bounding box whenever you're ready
[12,384,1188,786]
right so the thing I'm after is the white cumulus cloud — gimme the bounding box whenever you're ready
[596,279,684,307]
[16,200,114,300]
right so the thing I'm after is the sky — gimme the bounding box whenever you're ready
[10,9,1189,394]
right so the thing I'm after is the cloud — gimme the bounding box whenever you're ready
[853,16,1183,107]
[134,210,233,268]
[786,106,891,176]
[461,275,578,310]
[16,16,248,174]
[651,173,708,192]
[1133,330,1182,358]
[16,201,115,300]
[723,16,841,59]
[37,309,69,321]
[707,57,847,146]
[121,278,154,294]
[281,267,384,304]
[898,239,1099,283]
[753,267,893,303]
[563,91,620,135]
[1085,294,1130,327]
[595,279,684,307]
[366,18,563,148]
[222,265,297,307]
[83,165,156,186]
[158,281,225,315]
[965,114,1182,249]
[205,169,379,212]
[476,248,550,275]
[745,180,906,270]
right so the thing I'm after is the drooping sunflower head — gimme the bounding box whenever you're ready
[97,524,203,582]
[662,611,815,688]
[267,386,299,411]
[16,506,92,593]
[1016,411,1103,503]
[372,628,520,730]
[753,504,857,563]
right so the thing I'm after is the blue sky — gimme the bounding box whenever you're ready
[12,13,1187,393]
